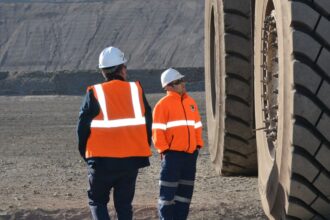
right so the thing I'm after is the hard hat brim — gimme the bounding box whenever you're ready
[99,58,127,69]
[162,75,185,88]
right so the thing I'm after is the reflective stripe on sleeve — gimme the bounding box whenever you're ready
[159,180,179,187]
[174,195,191,204]
[194,121,202,128]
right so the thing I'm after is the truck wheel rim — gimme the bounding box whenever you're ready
[260,7,279,160]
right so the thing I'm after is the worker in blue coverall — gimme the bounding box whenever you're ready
[152,68,204,220]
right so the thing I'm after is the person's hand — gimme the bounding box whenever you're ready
[162,150,169,154]
[160,150,169,160]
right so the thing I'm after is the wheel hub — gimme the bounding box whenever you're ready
[261,11,279,157]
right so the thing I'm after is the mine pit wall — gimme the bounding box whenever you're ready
[0,67,204,96]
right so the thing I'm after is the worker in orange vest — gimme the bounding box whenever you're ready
[152,68,204,220]
[77,46,152,220]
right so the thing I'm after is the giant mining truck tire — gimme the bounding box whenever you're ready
[204,0,257,176]
[254,0,330,219]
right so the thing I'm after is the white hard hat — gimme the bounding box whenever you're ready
[160,68,184,88]
[99,46,127,69]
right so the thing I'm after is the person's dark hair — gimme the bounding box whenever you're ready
[101,64,125,81]
[167,78,185,87]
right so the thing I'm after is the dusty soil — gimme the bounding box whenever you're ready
[0,93,266,220]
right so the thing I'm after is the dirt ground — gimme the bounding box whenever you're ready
[0,92,266,220]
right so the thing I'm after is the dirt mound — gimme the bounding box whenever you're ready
[0,0,203,73]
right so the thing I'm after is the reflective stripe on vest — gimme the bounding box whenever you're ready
[86,81,151,158]
[91,82,146,128]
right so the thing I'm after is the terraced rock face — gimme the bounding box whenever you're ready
[0,0,203,72]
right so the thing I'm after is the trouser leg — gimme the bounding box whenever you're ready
[87,166,112,220]
[158,152,181,220]
[113,169,138,220]
[174,150,198,220]
[173,182,194,220]
[89,205,110,220]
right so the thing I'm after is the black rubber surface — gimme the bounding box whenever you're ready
[289,1,330,219]
[205,0,257,175]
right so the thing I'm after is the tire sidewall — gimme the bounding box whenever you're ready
[204,0,226,174]
[254,0,294,218]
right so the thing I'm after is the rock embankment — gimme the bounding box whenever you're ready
[0,0,204,73]
[0,68,204,95]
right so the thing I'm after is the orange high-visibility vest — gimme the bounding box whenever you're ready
[86,80,151,158]
[152,91,203,154]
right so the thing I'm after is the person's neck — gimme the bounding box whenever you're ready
[168,90,184,96]
[106,74,125,81]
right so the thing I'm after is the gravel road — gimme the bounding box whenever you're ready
[0,93,266,219]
